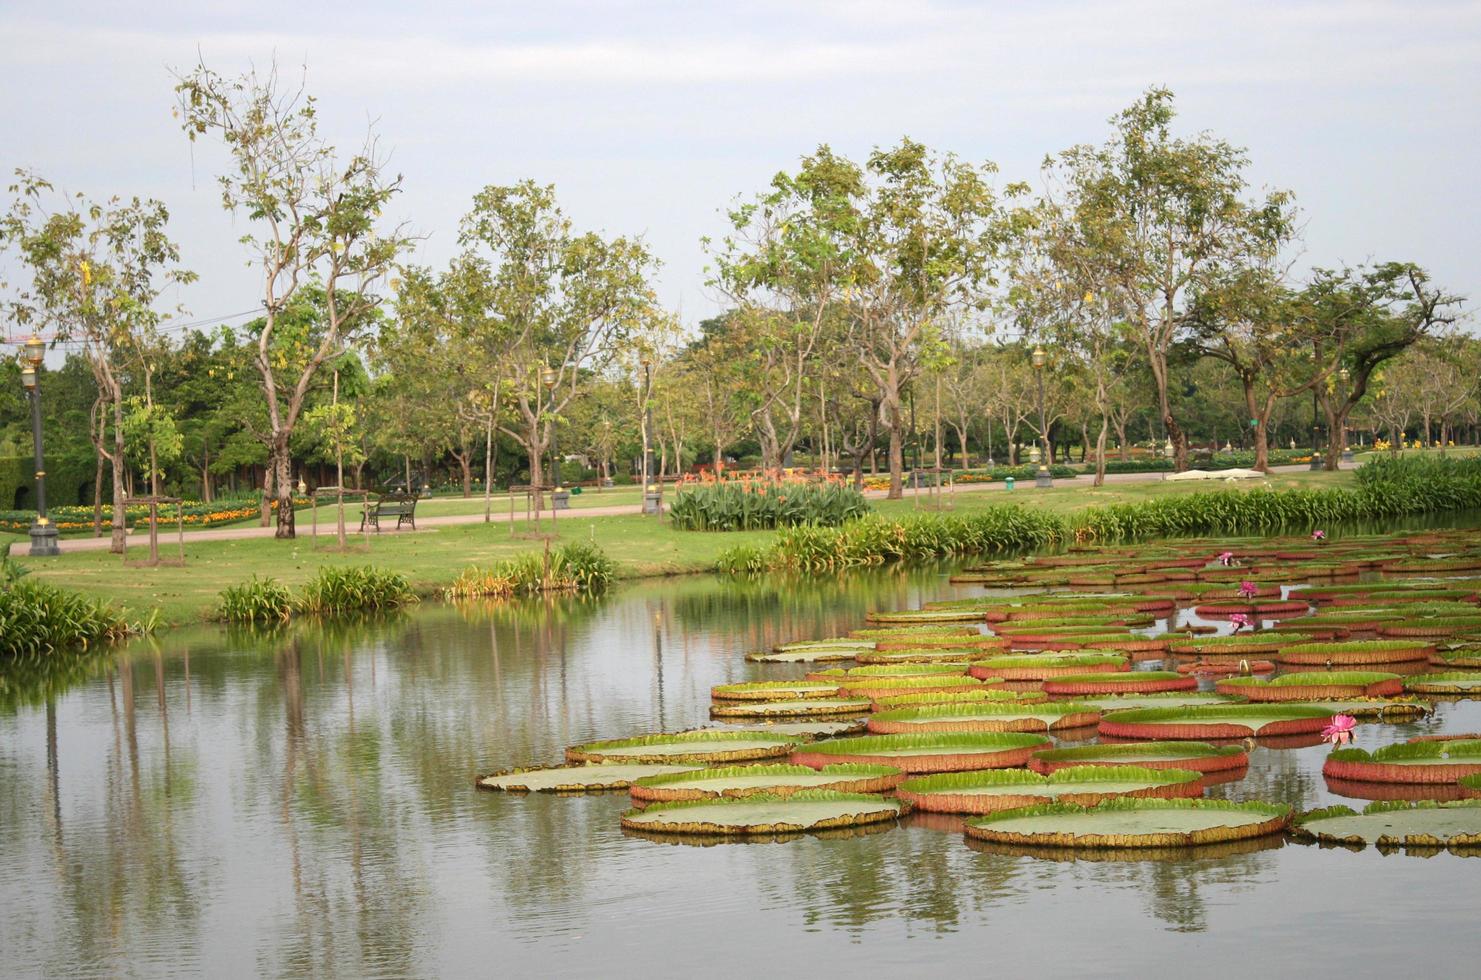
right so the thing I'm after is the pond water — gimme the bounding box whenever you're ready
[2,564,1480,977]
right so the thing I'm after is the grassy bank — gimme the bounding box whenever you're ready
[8,470,1354,627]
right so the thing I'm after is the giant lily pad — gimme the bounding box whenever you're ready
[1276,640,1434,665]
[1293,800,1481,849]
[620,790,906,836]
[1097,703,1335,740]
[629,763,903,804]
[1430,647,1481,669]
[896,765,1202,814]
[1029,740,1248,775]
[1379,616,1481,638]
[964,797,1292,848]
[866,701,1102,735]
[969,653,1129,680]
[478,762,703,792]
[746,647,862,664]
[1323,739,1481,784]
[1076,692,1245,713]
[710,680,844,701]
[1166,633,1312,656]
[1041,671,1195,696]
[856,648,994,665]
[871,688,1047,711]
[790,732,1050,773]
[1404,672,1481,695]
[709,698,873,719]
[807,663,968,681]
[1215,671,1404,702]
[566,730,802,764]
[865,608,986,624]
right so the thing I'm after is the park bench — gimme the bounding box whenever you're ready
[360,492,419,532]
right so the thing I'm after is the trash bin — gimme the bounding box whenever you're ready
[1005,477,1015,491]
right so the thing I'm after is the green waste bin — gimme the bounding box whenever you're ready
[1005,477,1015,491]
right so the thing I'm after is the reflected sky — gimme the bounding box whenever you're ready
[2,565,1480,977]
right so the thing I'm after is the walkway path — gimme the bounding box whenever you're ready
[52,463,1340,553]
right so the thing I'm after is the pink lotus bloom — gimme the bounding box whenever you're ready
[1321,714,1356,746]
[1238,580,1259,599]
[1311,530,1326,542]
[1218,551,1236,566]
[1229,613,1252,633]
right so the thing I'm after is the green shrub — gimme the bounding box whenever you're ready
[669,480,869,531]
[0,579,134,657]
[719,508,1067,574]
[447,541,616,598]
[218,576,294,623]
[296,566,418,615]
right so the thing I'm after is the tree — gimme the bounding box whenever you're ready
[1301,263,1462,469]
[844,139,1019,498]
[1051,87,1295,471]
[708,147,862,469]
[0,171,193,551]
[456,180,656,503]
[175,60,413,538]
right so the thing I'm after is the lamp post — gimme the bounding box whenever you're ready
[1338,366,1354,464]
[542,365,567,510]
[19,336,60,557]
[641,357,660,515]
[1032,345,1052,488]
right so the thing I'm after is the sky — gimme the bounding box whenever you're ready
[2,0,1479,340]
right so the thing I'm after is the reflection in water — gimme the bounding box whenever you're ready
[1,566,1480,975]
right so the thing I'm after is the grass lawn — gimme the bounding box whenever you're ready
[9,468,1357,627]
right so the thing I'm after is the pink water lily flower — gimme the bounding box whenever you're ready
[1229,613,1253,633]
[1321,714,1356,746]
[1311,529,1326,542]
[1237,580,1259,599]
[1217,551,1236,567]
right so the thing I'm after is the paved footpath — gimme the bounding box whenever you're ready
[53,463,1338,553]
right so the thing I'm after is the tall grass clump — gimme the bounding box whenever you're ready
[1,578,135,657]
[669,479,869,531]
[718,507,1067,575]
[218,576,294,624]
[296,566,418,615]
[1073,455,1481,544]
[447,541,616,598]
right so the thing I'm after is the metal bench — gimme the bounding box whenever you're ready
[360,492,418,532]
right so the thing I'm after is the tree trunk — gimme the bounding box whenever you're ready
[1094,416,1108,487]
[273,436,295,539]
[110,395,127,554]
[260,465,273,527]
[1242,380,1270,473]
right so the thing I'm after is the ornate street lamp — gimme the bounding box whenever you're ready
[641,357,661,515]
[542,365,567,510]
[1032,345,1052,488]
[19,336,60,556]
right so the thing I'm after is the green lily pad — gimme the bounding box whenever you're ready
[1029,740,1248,774]
[964,797,1292,848]
[1405,672,1481,694]
[791,732,1049,773]
[709,698,873,718]
[566,730,802,764]
[1293,800,1481,848]
[630,763,902,803]
[478,762,703,792]
[1097,703,1334,739]
[897,765,1202,814]
[621,790,906,836]
[867,701,1101,734]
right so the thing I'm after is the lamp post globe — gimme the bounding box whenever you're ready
[1031,345,1052,488]
[19,336,60,556]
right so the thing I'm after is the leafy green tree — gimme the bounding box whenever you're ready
[1049,87,1295,471]
[175,60,413,538]
[0,171,193,550]
[456,180,657,499]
